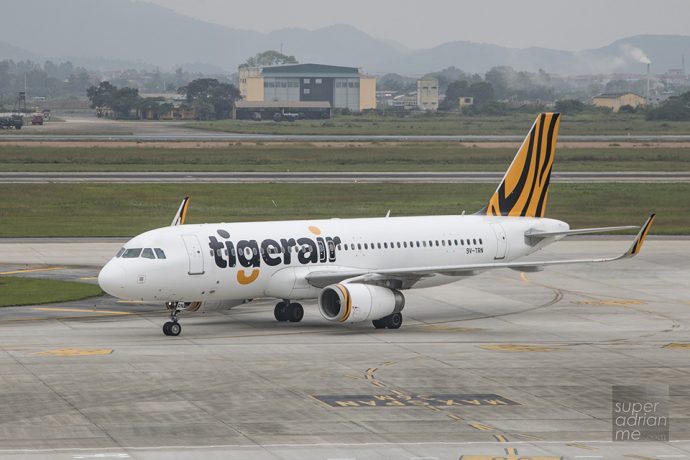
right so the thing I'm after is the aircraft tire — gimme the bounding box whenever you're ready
[169,322,182,336]
[372,319,386,329]
[274,302,288,322]
[386,313,403,329]
[288,303,304,322]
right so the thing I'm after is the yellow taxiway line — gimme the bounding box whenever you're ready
[0,266,66,275]
[32,307,131,315]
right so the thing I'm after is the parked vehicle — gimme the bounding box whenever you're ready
[0,114,23,129]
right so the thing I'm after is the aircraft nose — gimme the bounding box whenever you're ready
[98,261,127,297]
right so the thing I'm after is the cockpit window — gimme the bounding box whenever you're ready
[122,248,143,258]
[115,247,125,258]
[141,248,155,259]
[154,248,166,259]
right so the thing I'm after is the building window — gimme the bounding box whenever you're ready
[315,78,322,84]
[280,82,287,88]
[304,78,310,84]
[304,89,310,95]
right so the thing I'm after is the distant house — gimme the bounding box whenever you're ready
[458,96,474,108]
[416,78,439,111]
[592,92,646,112]
[390,93,418,110]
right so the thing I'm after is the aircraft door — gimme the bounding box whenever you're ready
[489,222,507,260]
[181,234,205,275]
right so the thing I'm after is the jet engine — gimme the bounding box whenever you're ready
[318,283,405,323]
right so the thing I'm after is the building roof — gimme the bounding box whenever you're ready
[594,92,644,99]
[261,63,360,78]
[236,101,331,109]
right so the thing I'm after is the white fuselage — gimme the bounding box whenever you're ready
[98,215,568,309]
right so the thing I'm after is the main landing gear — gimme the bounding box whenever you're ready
[163,302,183,336]
[372,312,403,330]
[274,300,304,323]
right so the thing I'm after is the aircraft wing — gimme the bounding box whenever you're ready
[305,214,655,289]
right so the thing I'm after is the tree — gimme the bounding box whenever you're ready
[242,50,298,68]
[440,80,470,110]
[647,91,690,121]
[86,81,117,109]
[440,80,496,112]
[139,97,173,120]
[468,81,495,106]
[86,82,141,118]
[178,78,240,119]
[109,87,140,118]
[554,99,586,114]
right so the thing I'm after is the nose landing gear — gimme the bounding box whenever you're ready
[163,302,184,336]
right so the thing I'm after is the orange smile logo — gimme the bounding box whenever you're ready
[237,269,260,285]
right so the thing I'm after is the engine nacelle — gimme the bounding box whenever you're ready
[318,283,405,323]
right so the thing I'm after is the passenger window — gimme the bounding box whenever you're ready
[122,248,142,258]
[403,242,408,248]
[441,240,446,246]
[479,238,483,244]
[396,242,401,248]
[364,243,368,250]
[154,248,166,259]
[377,243,381,249]
[384,243,388,249]
[473,239,477,245]
[358,244,362,250]
[454,239,458,245]
[142,248,155,259]
[115,248,125,257]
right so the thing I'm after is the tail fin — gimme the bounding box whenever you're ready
[483,112,561,217]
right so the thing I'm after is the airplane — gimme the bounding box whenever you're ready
[98,113,655,336]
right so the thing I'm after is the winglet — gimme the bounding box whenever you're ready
[171,197,190,226]
[623,214,656,258]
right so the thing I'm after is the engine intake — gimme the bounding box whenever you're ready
[318,283,404,323]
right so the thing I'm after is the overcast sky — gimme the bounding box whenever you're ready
[140,0,690,50]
